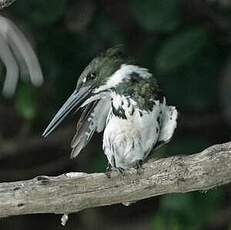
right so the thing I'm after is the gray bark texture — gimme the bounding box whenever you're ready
[0,141,231,218]
[0,0,16,9]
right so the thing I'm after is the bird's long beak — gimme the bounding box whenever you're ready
[42,85,92,137]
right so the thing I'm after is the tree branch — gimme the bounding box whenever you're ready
[0,0,16,9]
[0,141,231,218]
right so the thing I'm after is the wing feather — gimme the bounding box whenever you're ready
[71,98,110,158]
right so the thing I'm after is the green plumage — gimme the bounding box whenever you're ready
[115,72,163,111]
[76,46,130,90]
[77,45,162,112]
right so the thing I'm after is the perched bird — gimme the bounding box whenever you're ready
[43,46,177,172]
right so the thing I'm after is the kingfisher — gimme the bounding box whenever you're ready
[43,46,177,173]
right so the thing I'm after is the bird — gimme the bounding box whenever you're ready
[43,46,177,173]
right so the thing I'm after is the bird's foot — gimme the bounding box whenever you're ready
[135,160,144,175]
[105,164,126,177]
[105,164,112,178]
[106,161,143,177]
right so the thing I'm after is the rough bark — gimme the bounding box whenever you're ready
[0,141,231,218]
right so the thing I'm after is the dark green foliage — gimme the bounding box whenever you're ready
[130,0,180,32]
[155,28,208,73]
[152,192,223,230]
[90,13,124,45]
[15,83,37,120]
[14,0,67,26]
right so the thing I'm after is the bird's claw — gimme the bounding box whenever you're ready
[105,164,112,178]
[135,160,144,175]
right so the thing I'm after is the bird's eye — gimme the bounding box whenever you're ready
[88,73,96,80]
[82,73,96,84]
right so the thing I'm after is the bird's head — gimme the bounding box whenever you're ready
[76,46,127,91]
[43,46,136,136]
[75,46,152,101]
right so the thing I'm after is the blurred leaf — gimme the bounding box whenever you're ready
[153,191,223,230]
[160,194,194,213]
[90,13,124,46]
[15,0,66,26]
[193,190,223,221]
[130,0,180,32]
[15,83,37,120]
[152,215,165,230]
[137,37,162,67]
[93,150,107,173]
[155,28,208,73]
[157,53,220,112]
[0,16,43,98]
[165,137,210,156]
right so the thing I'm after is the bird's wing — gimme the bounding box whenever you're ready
[144,100,178,160]
[71,98,111,158]
[94,98,111,132]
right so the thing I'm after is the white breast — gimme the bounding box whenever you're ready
[103,94,161,169]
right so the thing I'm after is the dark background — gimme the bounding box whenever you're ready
[0,0,231,229]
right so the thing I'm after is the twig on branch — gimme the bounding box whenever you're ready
[0,141,231,218]
[0,0,16,9]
